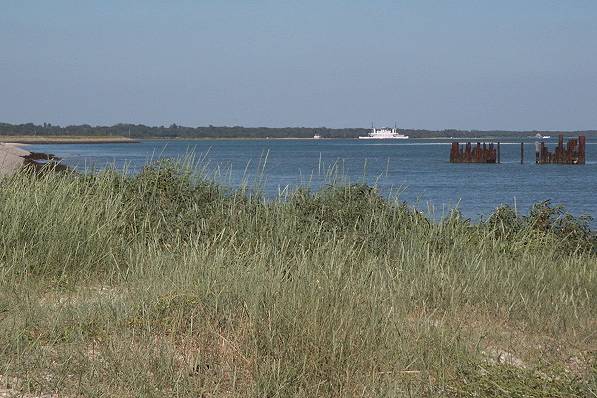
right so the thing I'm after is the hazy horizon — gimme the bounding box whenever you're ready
[1,1,596,131]
[3,120,597,133]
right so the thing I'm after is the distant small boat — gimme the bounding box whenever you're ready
[313,133,322,139]
[534,133,551,139]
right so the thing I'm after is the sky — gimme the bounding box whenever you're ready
[1,0,596,130]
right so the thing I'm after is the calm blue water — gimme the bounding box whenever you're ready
[26,138,597,221]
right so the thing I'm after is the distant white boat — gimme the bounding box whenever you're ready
[534,133,551,139]
[313,133,322,139]
[359,127,409,140]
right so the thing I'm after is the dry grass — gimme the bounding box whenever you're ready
[0,161,595,397]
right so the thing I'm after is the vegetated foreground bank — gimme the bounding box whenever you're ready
[0,161,595,397]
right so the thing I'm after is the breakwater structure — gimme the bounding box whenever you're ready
[450,134,587,165]
[535,135,586,165]
[449,142,500,163]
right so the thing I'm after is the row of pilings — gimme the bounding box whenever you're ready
[449,142,499,163]
[449,135,586,165]
[535,135,586,164]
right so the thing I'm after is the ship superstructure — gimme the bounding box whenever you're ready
[358,126,409,139]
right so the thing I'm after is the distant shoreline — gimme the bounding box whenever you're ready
[3,122,596,142]
[128,136,589,142]
[1,136,139,144]
[2,135,593,145]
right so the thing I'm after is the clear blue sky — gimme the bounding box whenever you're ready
[1,0,596,130]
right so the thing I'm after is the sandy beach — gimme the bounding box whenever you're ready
[0,143,30,175]
[0,142,66,175]
[0,136,138,174]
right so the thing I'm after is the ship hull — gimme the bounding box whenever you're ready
[358,136,409,139]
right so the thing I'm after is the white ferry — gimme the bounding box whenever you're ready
[313,133,322,139]
[358,127,409,140]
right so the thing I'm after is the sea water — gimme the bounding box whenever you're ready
[26,138,597,222]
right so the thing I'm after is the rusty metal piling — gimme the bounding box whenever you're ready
[450,135,586,165]
[449,141,498,163]
[579,135,586,164]
[535,134,586,164]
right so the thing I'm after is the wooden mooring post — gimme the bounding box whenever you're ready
[520,142,524,164]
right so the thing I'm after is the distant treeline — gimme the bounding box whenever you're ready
[1,122,596,139]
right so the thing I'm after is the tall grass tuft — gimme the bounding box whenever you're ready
[0,160,595,397]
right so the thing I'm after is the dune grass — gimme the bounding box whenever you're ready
[0,161,595,397]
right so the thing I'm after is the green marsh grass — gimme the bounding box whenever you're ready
[0,161,595,397]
